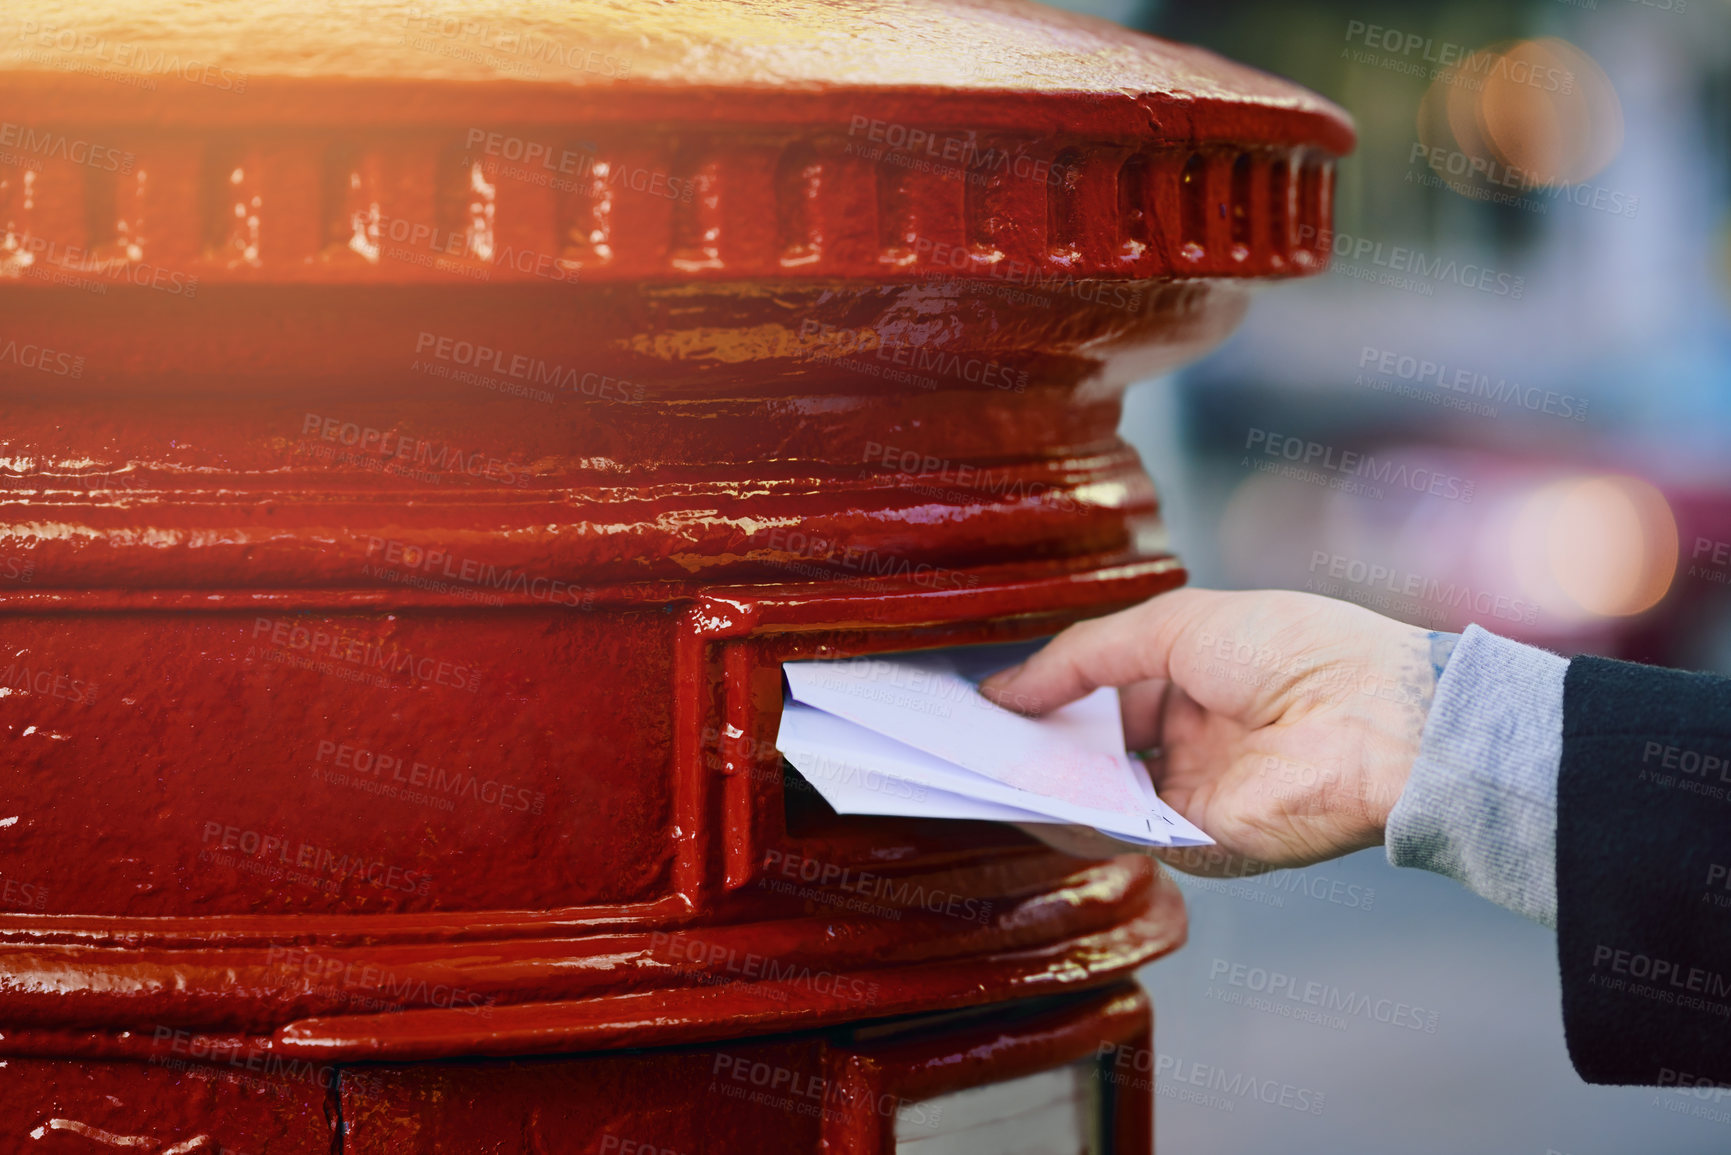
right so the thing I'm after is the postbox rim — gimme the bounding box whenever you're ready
[0,0,1352,150]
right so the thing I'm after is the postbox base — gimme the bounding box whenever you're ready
[4,986,1155,1154]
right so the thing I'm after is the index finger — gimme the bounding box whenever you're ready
[981,587,1225,715]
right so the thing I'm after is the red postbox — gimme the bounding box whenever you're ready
[0,1,1349,1150]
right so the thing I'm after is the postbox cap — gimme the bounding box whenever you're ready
[0,1,1352,300]
[1,0,1351,152]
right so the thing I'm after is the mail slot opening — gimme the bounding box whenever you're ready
[894,1060,1106,1154]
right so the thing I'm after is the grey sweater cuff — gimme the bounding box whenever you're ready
[1385,624,1567,927]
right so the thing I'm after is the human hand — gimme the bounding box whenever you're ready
[981,589,1451,874]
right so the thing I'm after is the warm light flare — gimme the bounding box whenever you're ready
[1418,37,1623,198]
[1511,475,1677,620]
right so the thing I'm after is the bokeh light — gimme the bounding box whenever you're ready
[1510,475,1678,620]
[1419,37,1623,197]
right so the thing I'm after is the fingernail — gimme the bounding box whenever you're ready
[981,662,1024,692]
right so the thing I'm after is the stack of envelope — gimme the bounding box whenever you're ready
[776,642,1212,848]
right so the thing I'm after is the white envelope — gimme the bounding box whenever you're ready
[778,644,1212,848]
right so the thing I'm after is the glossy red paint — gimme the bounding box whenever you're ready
[0,1,1349,1149]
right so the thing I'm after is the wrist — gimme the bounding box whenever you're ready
[1384,624,1566,925]
[1364,625,1455,835]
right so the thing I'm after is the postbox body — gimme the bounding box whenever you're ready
[0,2,1348,1149]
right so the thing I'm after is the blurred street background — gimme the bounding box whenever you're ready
[1044,0,1731,1151]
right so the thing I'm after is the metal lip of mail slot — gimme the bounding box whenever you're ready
[0,0,1350,1133]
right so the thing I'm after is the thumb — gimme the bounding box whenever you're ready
[981,588,1225,716]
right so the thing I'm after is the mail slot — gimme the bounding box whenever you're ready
[0,0,1349,1149]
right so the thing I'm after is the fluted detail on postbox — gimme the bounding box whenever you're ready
[669,148,722,272]
[1178,151,1211,264]
[0,130,1337,288]
[776,141,823,267]
[2,150,74,273]
[204,142,266,268]
[1116,152,1152,261]
[552,141,609,269]
[712,140,781,276]
[1268,153,1294,266]
[88,160,141,264]
[1046,146,1087,264]
[1298,151,1333,267]
[323,141,385,264]
[1229,152,1253,261]
[874,161,924,267]
[138,139,205,271]
[0,165,34,274]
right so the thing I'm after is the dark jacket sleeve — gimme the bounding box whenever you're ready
[1558,655,1731,1087]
